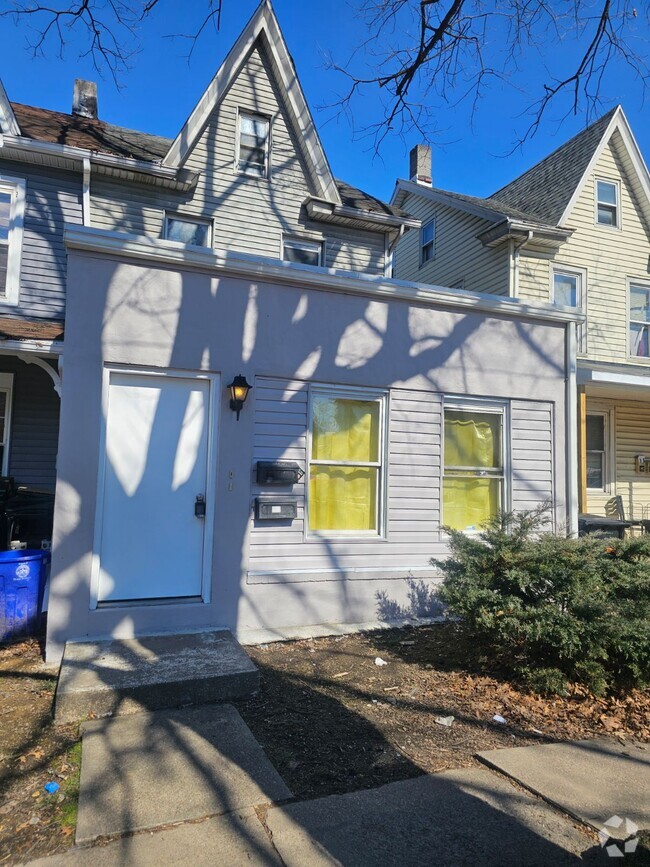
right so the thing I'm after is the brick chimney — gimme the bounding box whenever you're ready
[409,144,432,186]
[72,79,98,119]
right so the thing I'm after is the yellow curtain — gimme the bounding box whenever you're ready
[444,413,500,468]
[309,398,379,531]
[312,398,379,462]
[443,476,500,531]
[310,467,377,531]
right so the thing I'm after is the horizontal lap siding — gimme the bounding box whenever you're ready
[520,135,650,366]
[0,160,82,319]
[0,356,60,491]
[89,44,386,276]
[510,400,554,515]
[393,195,509,294]
[248,378,441,577]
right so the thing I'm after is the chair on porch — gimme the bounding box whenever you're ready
[604,496,650,534]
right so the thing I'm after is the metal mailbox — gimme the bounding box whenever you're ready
[255,495,298,521]
[256,461,304,486]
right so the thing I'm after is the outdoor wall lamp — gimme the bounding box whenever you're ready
[228,374,252,420]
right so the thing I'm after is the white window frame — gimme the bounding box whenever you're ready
[306,384,388,540]
[163,213,213,248]
[595,177,620,229]
[628,280,650,361]
[442,397,510,532]
[0,372,14,476]
[551,264,587,352]
[0,175,26,306]
[585,410,610,493]
[235,109,271,179]
[420,218,435,266]
[282,235,323,267]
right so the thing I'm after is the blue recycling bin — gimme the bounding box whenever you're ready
[0,549,47,642]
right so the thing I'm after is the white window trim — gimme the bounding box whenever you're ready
[0,175,26,307]
[627,278,650,362]
[419,218,436,267]
[282,234,324,267]
[594,177,621,230]
[551,264,587,353]
[442,397,510,531]
[163,212,213,248]
[0,371,14,476]
[235,108,272,180]
[585,408,612,493]
[306,383,388,541]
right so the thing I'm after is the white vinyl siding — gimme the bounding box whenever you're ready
[393,195,509,295]
[89,43,387,276]
[510,400,555,518]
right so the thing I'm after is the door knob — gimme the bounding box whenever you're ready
[195,494,206,518]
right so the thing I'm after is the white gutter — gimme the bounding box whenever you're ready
[306,197,420,230]
[82,158,91,226]
[565,321,578,537]
[0,133,193,183]
[0,338,63,355]
[64,225,585,326]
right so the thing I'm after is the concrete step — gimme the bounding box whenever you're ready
[54,630,259,723]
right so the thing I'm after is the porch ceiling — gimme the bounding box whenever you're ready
[579,362,650,402]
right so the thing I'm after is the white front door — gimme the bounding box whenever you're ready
[96,371,214,603]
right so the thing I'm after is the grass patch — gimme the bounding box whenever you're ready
[57,739,82,831]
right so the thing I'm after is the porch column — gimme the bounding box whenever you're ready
[577,385,587,513]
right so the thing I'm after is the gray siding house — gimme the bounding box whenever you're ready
[3,1,579,660]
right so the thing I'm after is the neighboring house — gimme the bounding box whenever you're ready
[1,1,578,661]
[393,109,650,523]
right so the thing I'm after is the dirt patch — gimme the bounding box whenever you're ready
[236,623,650,801]
[0,638,80,865]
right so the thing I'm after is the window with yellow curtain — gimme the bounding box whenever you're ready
[443,406,505,532]
[308,392,385,533]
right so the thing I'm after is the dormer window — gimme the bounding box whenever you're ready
[596,179,619,227]
[237,112,270,178]
[164,214,212,248]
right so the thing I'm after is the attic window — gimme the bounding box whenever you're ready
[596,180,619,227]
[420,219,435,265]
[237,113,270,178]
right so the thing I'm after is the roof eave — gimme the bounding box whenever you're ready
[477,219,573,248]
[0,80,20,136]
[306,197,420,232]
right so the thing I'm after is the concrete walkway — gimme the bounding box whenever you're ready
[28,707,650,866]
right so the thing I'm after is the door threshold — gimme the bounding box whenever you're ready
[97,595,204,609]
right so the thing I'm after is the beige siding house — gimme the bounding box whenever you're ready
[393,108,650,524]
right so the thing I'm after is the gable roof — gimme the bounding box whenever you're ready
[489,108,619,224]
[163,0,341,204]
[0,79,19,136]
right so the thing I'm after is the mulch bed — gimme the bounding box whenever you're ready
[236,622,650,801]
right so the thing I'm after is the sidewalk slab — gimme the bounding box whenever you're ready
[28,808,280,866]
[478,738,650,832]
[75,703,292,844]
[265,768,591,866]
[55,631,259,723]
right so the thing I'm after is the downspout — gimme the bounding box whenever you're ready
[385,224,406,278]
[565,320,578,537]
[82,158,91,226]
[511,230,533,298]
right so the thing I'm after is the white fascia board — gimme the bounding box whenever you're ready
[391,179,504,223]
[306,197,420,230]
[558,107,623,226]
[0,339,63,355]
[0,133,195,186]
[0,81,19,136]
[162,1,340,205]
[577,362,650,389]
[64,224,584,326]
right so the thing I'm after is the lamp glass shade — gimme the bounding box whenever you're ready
[228,375,252,407]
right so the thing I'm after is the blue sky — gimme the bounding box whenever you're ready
[1,0,647,203]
